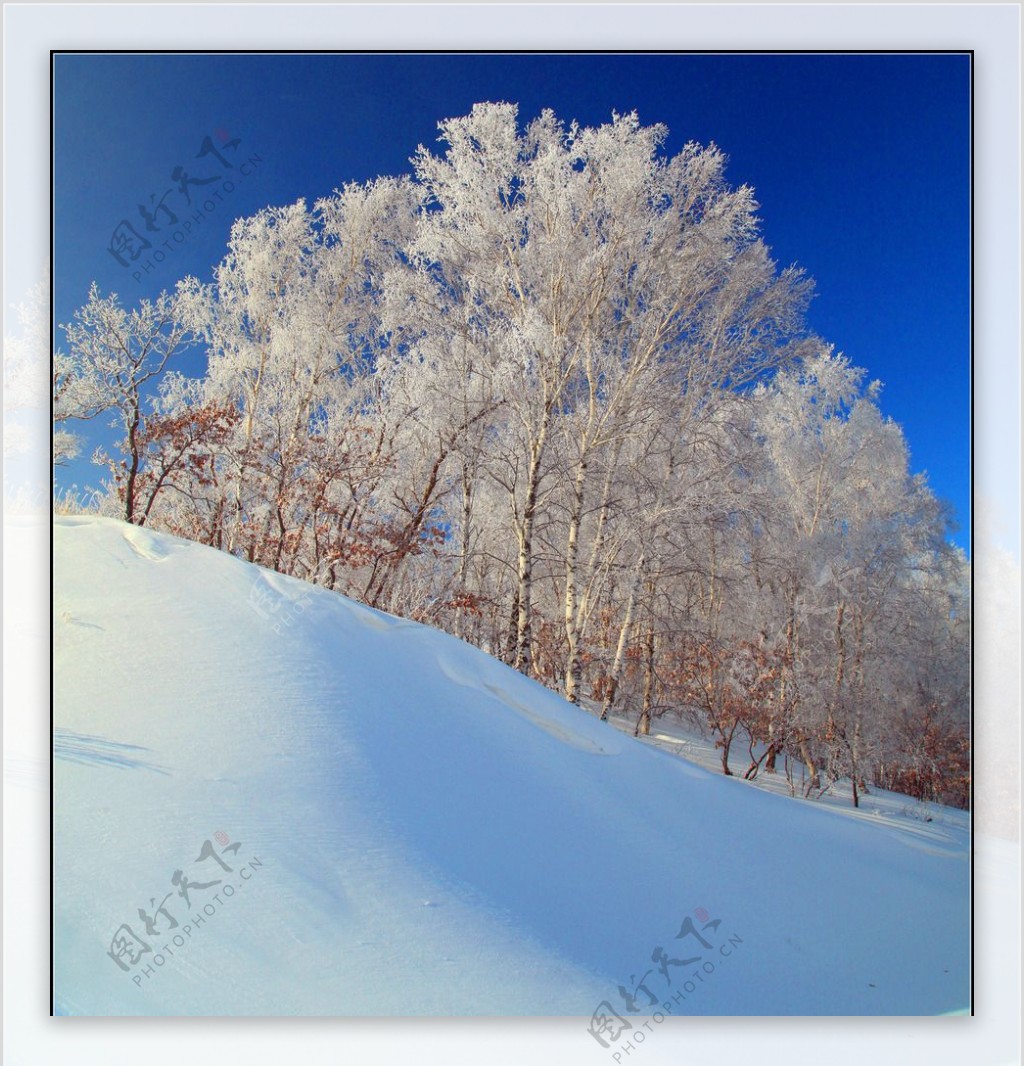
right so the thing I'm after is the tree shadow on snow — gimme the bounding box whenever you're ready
[53,729,170,775]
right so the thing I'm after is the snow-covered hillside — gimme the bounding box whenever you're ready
[53,516,970,1017]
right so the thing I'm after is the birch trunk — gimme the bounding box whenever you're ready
[512,413,551,675]
[563,457,589,703]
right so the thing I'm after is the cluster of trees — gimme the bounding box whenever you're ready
[54,104,970,808]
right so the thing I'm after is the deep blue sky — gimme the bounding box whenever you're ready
[52,52,971,550]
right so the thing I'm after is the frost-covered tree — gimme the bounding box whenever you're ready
[54,283,197,521]
[395,103,814,679]
[168,181,417,575]
[747,349,962,803]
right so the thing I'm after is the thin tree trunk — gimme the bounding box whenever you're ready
[600,548,645,720]
[227,340,268,555]
[456,462,474,640]
[124,398,142,523]
[635,621,656,736]
[512,414,550,675]
[563,457,588,702]
[572,443,623,681]
[768,596,798,774]
[797,733,820,793]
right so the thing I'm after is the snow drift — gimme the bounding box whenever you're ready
[53,516,970,1016]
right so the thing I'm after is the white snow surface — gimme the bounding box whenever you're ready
[53,516,970,1016]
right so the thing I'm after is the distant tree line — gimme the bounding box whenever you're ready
[54,104,970,808]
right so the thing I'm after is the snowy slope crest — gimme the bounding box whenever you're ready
[53,516,970,1016]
